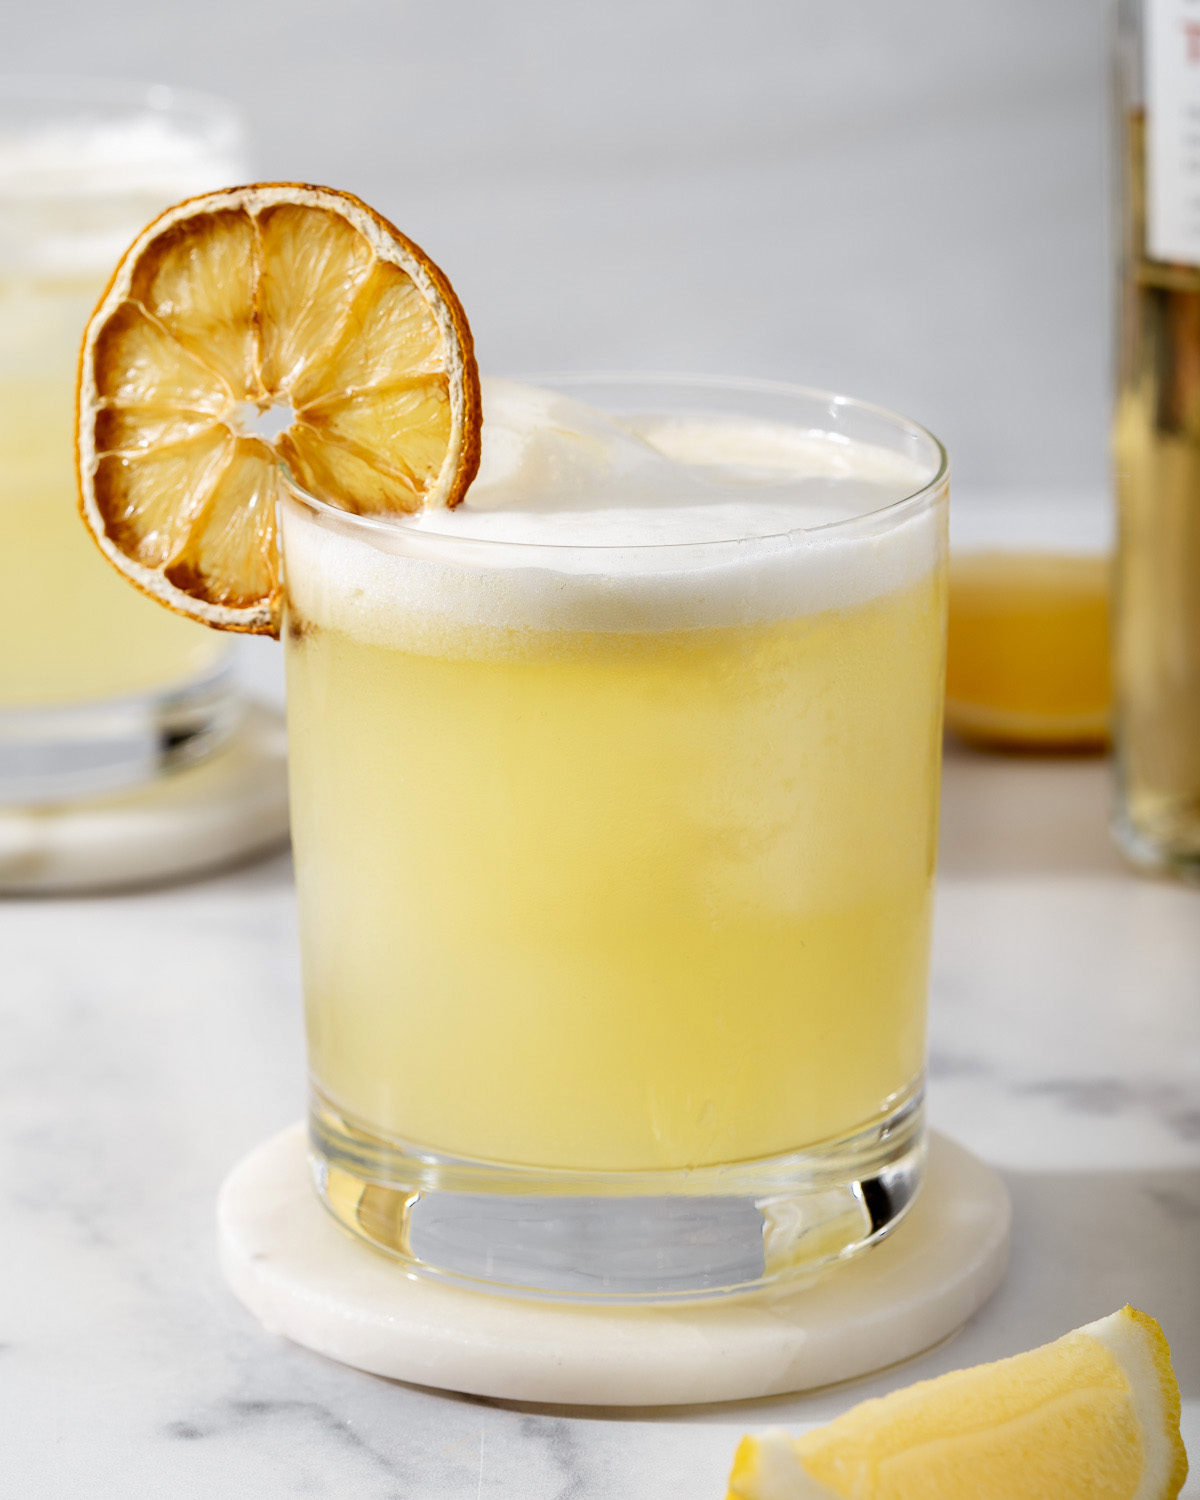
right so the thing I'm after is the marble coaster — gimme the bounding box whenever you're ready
[218,1124,1010,1406]
[0,703,289,894]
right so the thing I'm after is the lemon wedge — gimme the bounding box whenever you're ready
[727,1306,1187,1500]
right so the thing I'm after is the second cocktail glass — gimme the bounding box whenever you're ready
[283,375,949,1301]
[0,77,245,803]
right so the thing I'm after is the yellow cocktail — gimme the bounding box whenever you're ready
[284,377,948,1297]
[67,190,933,1293]
[0,277,226,707]
[289,575,938,1173]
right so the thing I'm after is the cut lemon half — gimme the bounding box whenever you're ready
[76,183,481,635]
[727,1306,1187,1500]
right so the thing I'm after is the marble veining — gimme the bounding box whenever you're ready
[1,747,1198,1496]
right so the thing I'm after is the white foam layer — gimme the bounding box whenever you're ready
[405,380,928,547]
[0,111,239,196]
[283,380,945,646]
[0,110,244,273]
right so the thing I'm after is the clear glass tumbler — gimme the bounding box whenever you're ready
[283,376,949,1301]
[0,77,246,804]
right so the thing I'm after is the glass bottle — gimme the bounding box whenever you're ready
[1112,0,1200,876]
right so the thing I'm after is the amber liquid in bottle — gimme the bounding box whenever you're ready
[1113,109,1200,873]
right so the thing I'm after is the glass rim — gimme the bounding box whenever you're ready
[282,371,950,558]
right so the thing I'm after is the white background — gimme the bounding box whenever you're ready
[9,0,1112,496]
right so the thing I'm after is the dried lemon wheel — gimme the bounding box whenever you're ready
[76,183,481,636]
[727,1306,1188,1500]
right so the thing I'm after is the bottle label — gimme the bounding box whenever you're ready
[1146,0,1200,263]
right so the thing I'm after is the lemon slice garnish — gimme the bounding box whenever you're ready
[76,182,481,636]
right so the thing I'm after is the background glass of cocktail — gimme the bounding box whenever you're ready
[0,77,245,803]
[284,376,948,1301]
[944,493,1111,752]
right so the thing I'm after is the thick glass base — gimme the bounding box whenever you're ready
[0,663,238,806]
[1112,806,1200,883]
[309,1084,925,1303]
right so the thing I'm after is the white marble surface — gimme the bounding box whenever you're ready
[2,738,1198,1496]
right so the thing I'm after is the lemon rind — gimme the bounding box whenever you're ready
[726,1429,838,1500]
[1083,1306,1189,1500]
